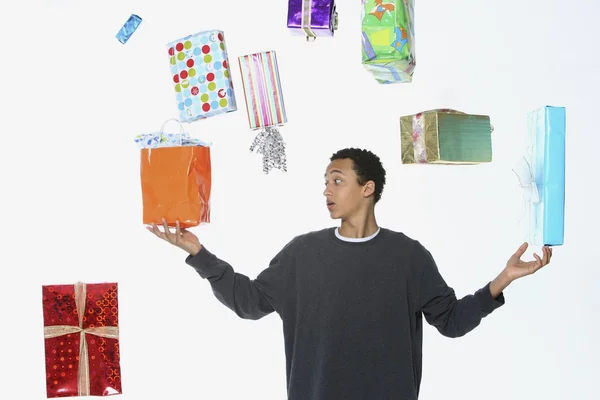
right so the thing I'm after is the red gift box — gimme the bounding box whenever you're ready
[42,282,122,398]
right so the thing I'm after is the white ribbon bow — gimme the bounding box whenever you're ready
[512,152,540,244]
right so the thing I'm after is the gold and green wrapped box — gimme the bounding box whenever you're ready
[400,109,493,164]
[361,0,416,84]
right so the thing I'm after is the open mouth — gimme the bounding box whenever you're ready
[326,201,335,209]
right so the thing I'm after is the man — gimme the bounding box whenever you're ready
[148,148,552,400]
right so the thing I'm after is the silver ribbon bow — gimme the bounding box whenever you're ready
[250,127,288,174]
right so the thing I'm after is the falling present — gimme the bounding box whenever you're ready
[238,51,288,174]
[514,106,566,246]
[116,14,142,44]
[166,30,237,123]
[361,0,416,84]
[287,0,339,40]
[42,282,122,398]
[400,109,493,164]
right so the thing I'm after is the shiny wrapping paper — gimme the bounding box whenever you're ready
[166,30,237,123]
[515,106,566,246]
[116,14,142,44]
[42,282,121,398]
[238,51,288,173]
[361,0,416,84]
[238,51,287,130]
[400,109,493,164]
[287,0,338,40]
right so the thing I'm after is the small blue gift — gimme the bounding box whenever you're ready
[116,14,142,44]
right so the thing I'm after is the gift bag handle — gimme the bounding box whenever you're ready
[159,118,185,146]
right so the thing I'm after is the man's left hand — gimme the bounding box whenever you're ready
[504,242,553,282]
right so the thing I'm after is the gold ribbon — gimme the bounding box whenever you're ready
[44,282,120,397]
[301,0,316,41]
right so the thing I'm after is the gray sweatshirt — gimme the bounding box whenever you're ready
[186,227,505,400]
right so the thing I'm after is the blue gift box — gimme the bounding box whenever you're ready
[116,14,142,44]
[526,106,566,246]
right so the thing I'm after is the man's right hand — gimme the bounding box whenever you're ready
[147,218,203,256]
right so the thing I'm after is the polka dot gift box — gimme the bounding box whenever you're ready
[42,282,122,398]
[166,30,237,123]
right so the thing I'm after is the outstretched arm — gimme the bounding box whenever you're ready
[185,246,285,320]
[415,242,552,338]
[414,244,504,338]
[148,219,286,320]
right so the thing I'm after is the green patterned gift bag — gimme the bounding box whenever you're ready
[361,0,416,84]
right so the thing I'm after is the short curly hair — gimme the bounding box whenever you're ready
[330,148,386,204]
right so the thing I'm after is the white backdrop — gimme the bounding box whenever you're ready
[1,0,598,399]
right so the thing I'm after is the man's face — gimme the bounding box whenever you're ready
[323,158,372,219]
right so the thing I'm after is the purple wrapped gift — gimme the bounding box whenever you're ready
[287,0,338,40]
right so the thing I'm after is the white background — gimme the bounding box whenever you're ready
[0,0,598,399]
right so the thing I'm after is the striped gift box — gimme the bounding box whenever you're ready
[238,51,287,130]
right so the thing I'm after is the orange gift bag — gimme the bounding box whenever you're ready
[134,119,211,228]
